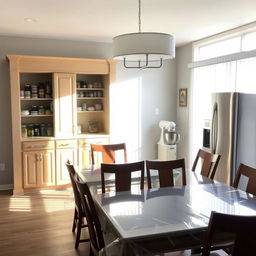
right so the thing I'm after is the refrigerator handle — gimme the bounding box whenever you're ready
[211,102,218,154]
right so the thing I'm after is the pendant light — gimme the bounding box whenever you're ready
[112,0,175,69]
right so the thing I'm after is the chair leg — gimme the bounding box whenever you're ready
[89,245,94,256]
[75,214,82,249]
[72,209,78,232]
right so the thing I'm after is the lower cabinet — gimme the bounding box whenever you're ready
[23,150,55,188]
[78,136,109,169]
[56,139,77,185]
[22,136,109,190]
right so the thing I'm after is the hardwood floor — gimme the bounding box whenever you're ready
[0,189,90,256]
[0,189,227,256]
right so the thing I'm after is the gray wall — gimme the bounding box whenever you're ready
[0,35,177,187]
[116,59,177,160]
[176,44,193,167]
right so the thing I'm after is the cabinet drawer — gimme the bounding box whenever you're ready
[23,141,55,151]
[78,137,109,148]
[56,140,77,149]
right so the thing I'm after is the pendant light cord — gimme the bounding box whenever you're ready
[138,0,141,33]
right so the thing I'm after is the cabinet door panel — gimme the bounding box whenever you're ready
[54,73,76,137]
[39,150,55,186]
[78,148,91,169]
[23,152,39,188]
[56,148,77,185]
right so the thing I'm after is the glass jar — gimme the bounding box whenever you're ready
[47,124,53,136]
[38,83,45,98]
[24,85,31,98]
[40,124,47,136]
[30,106,38,115]
[45,106,51,115]
[21,125,27,138]
[38,106,45,115]
[27,124,34,137]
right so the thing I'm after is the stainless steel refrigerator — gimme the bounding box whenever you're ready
[210,93,256,185]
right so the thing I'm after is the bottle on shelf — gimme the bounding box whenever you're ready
[21,125,27,138]
[31,84,38,98]
[34,124,40,136]
[27,124,34,137]
[45,82,52,98]
[24,85,31,99]
[38,83,45,98]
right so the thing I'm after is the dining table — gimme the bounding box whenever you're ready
[77,167,256,255]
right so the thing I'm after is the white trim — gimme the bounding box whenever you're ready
[0,184,13,190]
[188,49,256,69]
[192,21,256,48]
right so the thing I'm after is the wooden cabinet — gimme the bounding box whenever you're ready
[54,73,76,137]
[56,140,77,185]
[7,55,116,195]
[23,141,55,189]
[78,136,109,168]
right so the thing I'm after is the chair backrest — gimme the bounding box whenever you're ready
[146,159,186,189]
[101,161,144,193]
[66,161,82,212]
[91,143,127,165]
[192,149,221,179]
[74,175,105,255]
[233,163,256,196]
[202,211,256,256]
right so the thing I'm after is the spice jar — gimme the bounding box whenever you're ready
[21,125,27,138]
[38,83,45,98]
[24,85,31,98]
[38,106,45,115]
[30,106,39,115]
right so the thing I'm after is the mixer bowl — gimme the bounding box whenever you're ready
[164,131,180,145]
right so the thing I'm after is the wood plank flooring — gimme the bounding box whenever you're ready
[0,189,227,256]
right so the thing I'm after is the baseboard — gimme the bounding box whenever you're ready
[0,184,13,191]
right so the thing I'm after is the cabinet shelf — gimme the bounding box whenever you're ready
[77,111,103,113]
[21,114,53,117]
[77,88,104,91]
[20,98,53,101]
[77,97,104,100]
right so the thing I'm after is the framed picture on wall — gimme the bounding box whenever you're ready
[179,88,187,107]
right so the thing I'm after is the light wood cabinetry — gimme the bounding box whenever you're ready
[23,141,55,188]
[54,73,76,137]
[7,55,116,195]
[78,136,109,168]
[56,140,77,185]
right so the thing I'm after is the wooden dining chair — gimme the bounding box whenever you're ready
[192,149,221,179]
[101,161,144,193]
[66,161,89,249]
[146,159,186,189]
[233,163,256,196]
[91,143,127,165]
[74,175,105,256]
[201,211,256,256]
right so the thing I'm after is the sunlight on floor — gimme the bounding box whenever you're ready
[8,189,74,213]
[9,196,31,212]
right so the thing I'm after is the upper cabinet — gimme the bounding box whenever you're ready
[54,73,76,137]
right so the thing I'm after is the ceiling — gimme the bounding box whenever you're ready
[1,0,256,46]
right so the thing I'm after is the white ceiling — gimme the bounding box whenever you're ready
[1,0,256,46]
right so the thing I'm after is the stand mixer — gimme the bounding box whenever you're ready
[158,121,180,160]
